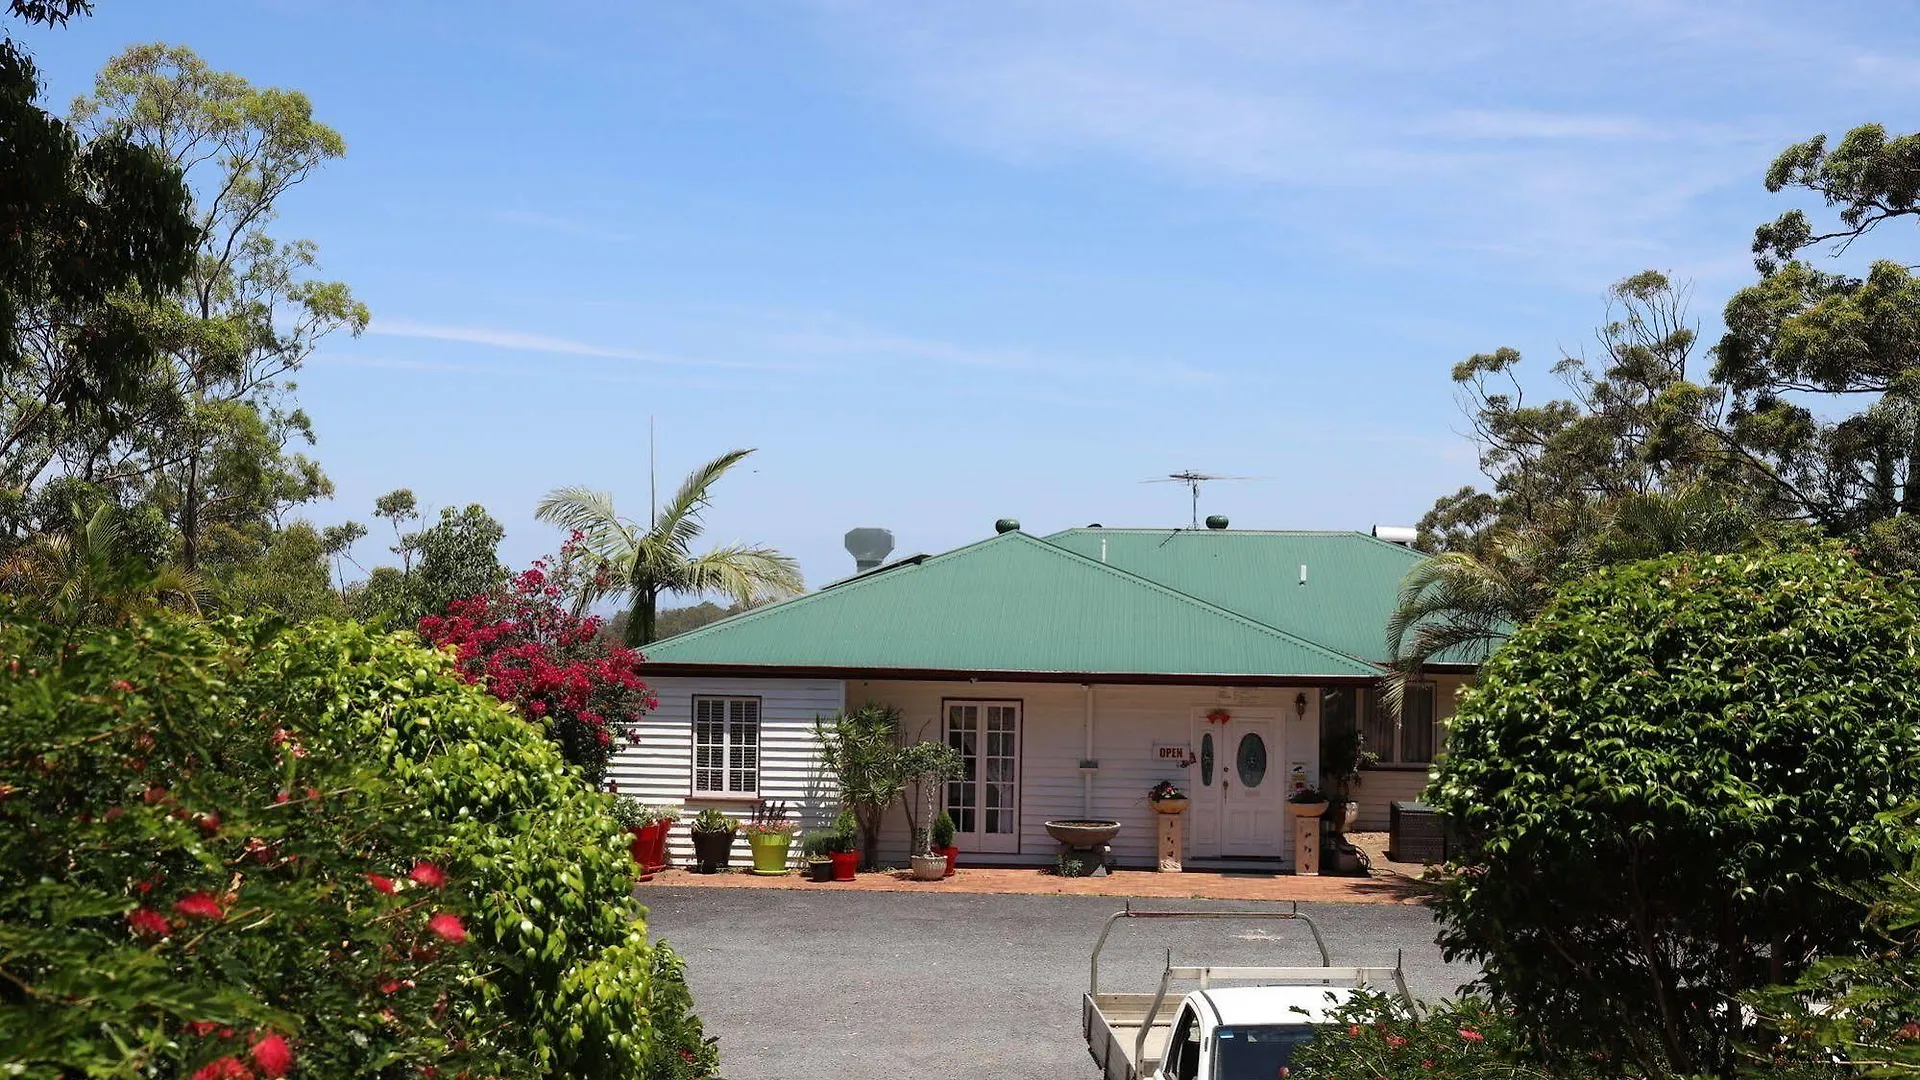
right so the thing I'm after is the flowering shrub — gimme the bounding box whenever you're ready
[1288,991,1614,1080]
[0,610,718,1079]
[418,548,655,784]
[0,611,482,1079]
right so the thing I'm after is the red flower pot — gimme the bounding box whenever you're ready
[628,822,671,879]
[940,845,959,878]
[829,850,858,881]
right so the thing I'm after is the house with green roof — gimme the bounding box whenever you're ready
[614,520,1472,872]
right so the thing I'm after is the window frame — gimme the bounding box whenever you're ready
[1354,683,1440,770]
[690,695,763,799]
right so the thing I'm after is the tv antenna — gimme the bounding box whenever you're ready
[1142,470,1264,528]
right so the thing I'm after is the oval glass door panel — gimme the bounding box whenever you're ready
[1235,732,1267,788]
[1200,732,1215,786]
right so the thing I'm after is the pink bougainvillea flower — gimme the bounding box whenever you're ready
[190,1056,251,1080]
[426,912,467,943]
[173,892,224,921]
[365,873,396,895]
[127,907,170,937]
[408,862,447,889]
[249,1033,294,1078]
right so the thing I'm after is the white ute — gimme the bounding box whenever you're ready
[1082,905,1414,1080]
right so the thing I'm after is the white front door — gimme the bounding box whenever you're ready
[1189,710,1283,858]
[944,700,1020,853]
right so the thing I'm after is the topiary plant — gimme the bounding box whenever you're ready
[931,810,956,851]
[1427,546,1920,1077]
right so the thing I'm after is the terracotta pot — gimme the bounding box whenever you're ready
[829,850,858,881]
[910,853,947,881]
[1151,798,1190,815]
[1287,801,1329,817]
[940,845,959,878]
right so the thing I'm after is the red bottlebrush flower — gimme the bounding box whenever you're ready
[1386,1035,1408,1048]
[186,1020,220,1037]
[273,790,291,805]
[144,786,168,805]
[198,812,221,835]
[381,979,401,994]
[173,892,224,921]
[190,1056,251,1080]
[112,679,135,693]
[127,907,170,937]
[249,1033,294,1078]
[1901,1021,1920,1041]
[1459,1028,1484,1043]
[409,862,447,889]
[426,912,467,943]
[304,787,322,803]
[1348,1024,1361,1037]
[366,873,397,894]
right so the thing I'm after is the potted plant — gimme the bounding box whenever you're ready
[932,810,959,878]
[1148,779,1189,814]
[688,807,737,874]
[898,739,964,882]
[827,809,859,881]
[610,798,676,880]
[801,828,835,882]
[742,800,794,876]
[1319,726,1375,833]
[1287,785,1330,817]
[815,703,907,871]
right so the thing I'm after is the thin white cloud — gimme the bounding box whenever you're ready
[369,318,792,371]
[775,323,1218,387]
[324,353,770,393]
[802,0,1904,286]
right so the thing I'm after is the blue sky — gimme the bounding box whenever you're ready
[22,2,1920,594]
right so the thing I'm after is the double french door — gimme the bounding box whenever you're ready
[943,700,1021,853]
[1187,710,1284,858]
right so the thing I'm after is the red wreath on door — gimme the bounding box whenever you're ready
[1204,708,1231,725]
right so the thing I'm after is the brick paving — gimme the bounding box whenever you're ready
[640,862,1430,904]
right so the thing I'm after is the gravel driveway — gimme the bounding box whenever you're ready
[642,887,1479,1080]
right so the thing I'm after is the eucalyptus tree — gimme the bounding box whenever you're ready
[536,448,804,645]
[63,44,367,583]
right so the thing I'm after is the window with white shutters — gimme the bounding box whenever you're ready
[691,696,760,796]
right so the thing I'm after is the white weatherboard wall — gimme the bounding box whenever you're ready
[848,680,1322,870]
[606,676,844,867]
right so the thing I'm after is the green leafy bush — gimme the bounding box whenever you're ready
[0,611,718,1079]
[1428,547,1920,1076]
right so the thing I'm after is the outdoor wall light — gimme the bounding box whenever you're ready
[1294,692,1308,718]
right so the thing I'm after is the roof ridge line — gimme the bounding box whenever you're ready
[1006,533,1381,674]
[642,532,1013,650]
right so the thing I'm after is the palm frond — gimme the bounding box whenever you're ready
[679,543,804,605]
[652,448,754,546]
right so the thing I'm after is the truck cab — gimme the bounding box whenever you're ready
[1155,985,1354,1080]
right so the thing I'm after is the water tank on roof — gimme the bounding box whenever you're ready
[1372,524,1418,546]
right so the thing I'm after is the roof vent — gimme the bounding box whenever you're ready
[1204,515,1229,530]
[995,518,1021,534]
[1371,524,1418,546]
[844,527,895,571]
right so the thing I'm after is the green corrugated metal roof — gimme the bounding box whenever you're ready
[642,531,1382,679]
[1042,528,1426,665]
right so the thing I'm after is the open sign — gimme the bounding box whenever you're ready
[1151,742,1193,764]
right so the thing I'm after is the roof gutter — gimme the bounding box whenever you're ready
[637,662,1396,686]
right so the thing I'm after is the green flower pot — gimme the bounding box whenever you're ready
[748,831,792,875]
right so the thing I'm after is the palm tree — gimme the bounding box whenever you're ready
[535,448,804,646]
[1383,484,1779,713]
[0,505,207,626]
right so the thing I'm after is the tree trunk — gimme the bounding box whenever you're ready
[856,806,883,871]
[624,588,658,647]
[180,446,201,571]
